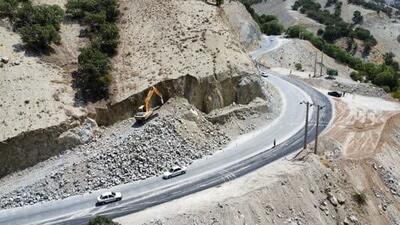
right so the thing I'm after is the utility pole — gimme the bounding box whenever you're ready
[314,105,325,154]
[320,54,324,77]
[313,51,317,77]
[300,101,311,149]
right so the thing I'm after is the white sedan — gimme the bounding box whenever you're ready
[163,166,186,179]
[96,191,122,206]
[261,71,269,77]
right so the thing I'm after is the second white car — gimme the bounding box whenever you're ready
[96,191,122,206]
[163,166,186,179]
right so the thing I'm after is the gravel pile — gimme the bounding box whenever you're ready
[0,101,230,209]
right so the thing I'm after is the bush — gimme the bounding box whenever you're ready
[19,24,61,50]
[352,191,367,205]
[352,10,363,24]
[391,90,400,99]
[88,216,120,225]
[78,46,111,98]
[1,1,64,51]
[350,71,363,81]
[0,0,18,18]
[14,3,64,30]
[92,22,119,55]
[327,68,338,76]
[66,0,119,22]
[295,63,302,71]
[261,20,284,35]
[67,0,120,100]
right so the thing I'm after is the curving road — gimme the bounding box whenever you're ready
[0,36,332,225]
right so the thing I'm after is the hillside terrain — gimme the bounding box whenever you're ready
[252,0,400,62]
[116,76,400,225]
[1,1,400,225]
[0,0,282,209]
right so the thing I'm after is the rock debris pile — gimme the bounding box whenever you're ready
[0,99,230,209]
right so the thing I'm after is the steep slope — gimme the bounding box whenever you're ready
[111,0,260,103]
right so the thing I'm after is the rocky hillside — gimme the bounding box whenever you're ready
[0,0,270,177]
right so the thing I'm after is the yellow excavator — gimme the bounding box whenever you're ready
[134,86,164,122]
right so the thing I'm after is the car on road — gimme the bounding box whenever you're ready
[327,91,342,97]
[96,192,122,206]
[163,166,186,179]
[261,71,269,77]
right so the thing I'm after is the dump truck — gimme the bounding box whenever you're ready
[134,86,164,122]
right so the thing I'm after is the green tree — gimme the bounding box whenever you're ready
[92,22,119,55]
[295,63,303,71]
[88,216,120,225]
[19,24,61,50]
[261,21,284,35]
[14,3,64,30]
[352,10,363,24]
[327,68,338,76]
[0,0,18,18]
[78,46,112,98]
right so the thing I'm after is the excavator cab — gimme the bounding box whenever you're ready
[134,87,164,122]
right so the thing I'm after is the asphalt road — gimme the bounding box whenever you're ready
[0,36,333,225]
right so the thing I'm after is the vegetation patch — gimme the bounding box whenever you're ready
[66,0,120,101]
[0,0,64,51]
[286,25,400,92]
[348,0,393,18]
[241,1,284,35]
[292,0,377,56]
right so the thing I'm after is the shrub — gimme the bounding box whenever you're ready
[88,216,120,225]
[352,191,367,205]
[391,90,400,99]
[14,3,64,30]
[19,24,61,50]
[0,0,18,18]
[0,1,64,51]
[295,63,302,71]
[327,68,338,76]
[66,0,119,22]
[350,71,363,81]
[352,10,363,24]
[78,46,111,98]
[92,22,119,55]
[67,0,120,100]
[261,20,284,35]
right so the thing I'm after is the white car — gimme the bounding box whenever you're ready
[261,71,268,77]
[96,191,122,205]
[163,166,186,179]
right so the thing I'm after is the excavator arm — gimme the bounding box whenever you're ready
[135,86,164,122]
[144,87,164,112]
